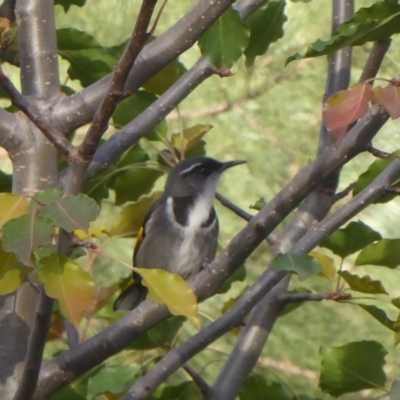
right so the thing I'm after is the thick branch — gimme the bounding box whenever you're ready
[0,66,74,156]
[34,106,388,399]
[51,0,236,132]
[359,38,391,83]
[16,0,60,97]
[77,0,157,163]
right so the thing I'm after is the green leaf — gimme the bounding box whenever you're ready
[30,189,63,211]
[110,191,162,237]
[0,170,11,193]
[353,152,400,203]
[320,221,381,259]
[249,197,267,211]
[113,90,168,141]
[39,194,100,232]
[311,252,336,283]
[355,304,395,331]
[269,254,321,281]
[171,124,213,157]
[244,0,287,67]
[239,373,293,400]
[355,239,400,268]
[38,254,97,326]
[339,271,388,294]
[0,244,30,295]
[57,28,125,87]
[320,340,387,396]
[55,0,86,12]
[198,7,250,69]
[392,297,400,309]
[129,317,185,350]
[287,2,400,64]
[2,214,54,266]
[156,381,201,400]
[143,59,187,95]
[87,365,139,399]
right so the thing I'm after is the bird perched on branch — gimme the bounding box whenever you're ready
[113,156,246,311]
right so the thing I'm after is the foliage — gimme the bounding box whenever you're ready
[2,0,400,399]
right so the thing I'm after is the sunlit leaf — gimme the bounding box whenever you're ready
[355,239,400,268]
[320,221,381,259]
[323,84,372,136]
[0,244,30,295]
[0,193,29,231]
[310,251,336,283]
[75,227,107,240]
[39,254,97,326]
[269,254,321,281]
[198,7,250,69]
[110,191,162,237]
[2,214,54,266]
[319,341,387,396]
[372,84,400,119]
[88,284,119,316]
[244,0,287,67]
[171,124,213,156]
[249,197,267,211]
[134,267,200,328]
[39,194,100,232]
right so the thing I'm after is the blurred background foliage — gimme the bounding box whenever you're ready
[2,0,400,398]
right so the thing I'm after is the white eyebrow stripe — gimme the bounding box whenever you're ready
[179,163,202,175]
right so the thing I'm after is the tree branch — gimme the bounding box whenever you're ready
[34,105,388,399]
[13,288,53,400]
[77,0,157,163]
[359,38,391,83]
[51,0,236,132]
[278,291,351,305]
[0,65,74,156]
[215,193,253,221]
[182,364,214,400]
[16,0,60,97]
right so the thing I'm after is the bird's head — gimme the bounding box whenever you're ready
[165,157,246,198]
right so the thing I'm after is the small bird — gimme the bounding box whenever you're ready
[113,156,246,311]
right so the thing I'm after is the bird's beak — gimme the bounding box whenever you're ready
[221,160,247,171]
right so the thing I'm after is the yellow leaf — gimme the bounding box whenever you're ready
[39,254,97,327]
[110,192,162,237]
[0,193,29,234]
[171,124,213,155]
[0,244,30,295]
[134,267,200,328]
[75,227,107,240]
[311,251,336,283]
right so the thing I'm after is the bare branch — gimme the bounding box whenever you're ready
[52,0,236,132]
[16,0,60,97]
[77,0,158,163]
[333,182,354,202]
[13,289,53,400]
[359,38,391,83]
[182,364,214,400]
[34,106,388,399]
[278,291,352,305]
[367,145,391,159]
[0,65,74,156]
[216,193,253,221]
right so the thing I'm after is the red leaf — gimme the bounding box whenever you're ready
[323,83,372,132]
[372,85,400,119]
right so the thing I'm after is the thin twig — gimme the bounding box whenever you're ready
[0,65,73,156]
[77,0,158,163]
[278,291,352,305]
[215,193,253,221]
[333,182,354,202]
[182,364,214,400]
[367,145,391,159]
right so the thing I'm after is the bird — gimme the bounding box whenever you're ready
[113,156,246,311]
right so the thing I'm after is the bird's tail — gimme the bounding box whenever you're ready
[113,280,148,311]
